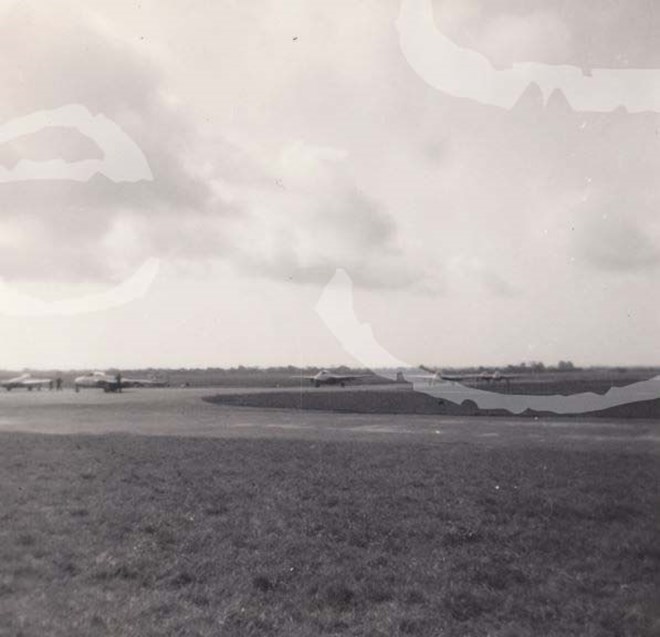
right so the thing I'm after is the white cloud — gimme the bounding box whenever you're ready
[0,0,658,366]
[429,0,572,66]
[478,11,572,67]
[224,141,427,289]
[0,0,421,290]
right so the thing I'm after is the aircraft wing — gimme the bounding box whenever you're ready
[122,378,150,387]
[294,374,370,381]
[2,375,52,387]
[21,378,52,386]
[449,372,524,382]
[440,373,469,381]
[416,366,503,382]
[329,374,375,382]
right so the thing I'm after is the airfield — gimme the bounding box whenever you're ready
[1,384,659,635]
[0,385,659,450]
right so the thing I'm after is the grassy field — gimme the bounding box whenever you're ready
[206,386,660,419]
[1,432,658,636]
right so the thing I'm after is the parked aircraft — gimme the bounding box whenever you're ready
[302,369,370,388]
[1,373,53,391]
[416,365,518,385]
[74,371,168,392]
[121,376,169,388]
[74,371,122,393]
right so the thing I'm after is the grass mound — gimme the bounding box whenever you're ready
[205,388,660,419]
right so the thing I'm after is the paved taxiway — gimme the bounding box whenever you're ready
[0,386,658,451]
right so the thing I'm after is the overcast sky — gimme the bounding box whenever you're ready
[0,0,659,370]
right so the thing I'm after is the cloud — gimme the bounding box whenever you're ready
[2,0,658,303]
[430,0,572,67]
[0,0,424,291]
[0,1,227,283]
[573,207,660,272]
[446,255,519,297]
[225,141,427,289]
[0,0,658,368]
[477,11,572,68]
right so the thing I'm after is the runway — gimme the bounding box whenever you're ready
[0,386,658,451]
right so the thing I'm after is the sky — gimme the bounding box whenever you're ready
[0,0,659,370]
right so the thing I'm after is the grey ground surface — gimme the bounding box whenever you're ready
[1,386,658,636]
[0,386,658,452]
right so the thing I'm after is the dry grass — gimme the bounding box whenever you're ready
[0,433,658,636]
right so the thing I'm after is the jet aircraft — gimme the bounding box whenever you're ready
[74,371,168,392]
[415,365,518,385]
[74,371,122,393]
[120,375,169,388]
[301,369,370,388]
[1,373,53,391]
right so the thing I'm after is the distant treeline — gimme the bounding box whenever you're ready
[2,363,660,376]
